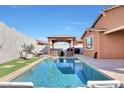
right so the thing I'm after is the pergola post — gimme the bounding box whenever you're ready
[52,42,54,49]
[72,40,75,55]
[48,39,51,57]
[69,41,71,50]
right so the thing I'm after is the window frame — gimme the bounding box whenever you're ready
[84,35,94,50]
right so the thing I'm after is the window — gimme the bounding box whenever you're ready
[85,35,93,49]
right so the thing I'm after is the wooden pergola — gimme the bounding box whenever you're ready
[47,35,76,57]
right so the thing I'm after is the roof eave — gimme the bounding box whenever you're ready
[91,14,102,28]
[104,25,124,34]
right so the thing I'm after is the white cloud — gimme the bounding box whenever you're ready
[64,22,84,32]
[71,22,84,25]
[64,26,72,31]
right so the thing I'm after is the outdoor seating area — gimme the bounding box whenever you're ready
[50,48,73,57]
[51,49,60,56]
[65,50,73,57]
[47,35,76,57]
[47,35,83,57]
[32,51,44,57]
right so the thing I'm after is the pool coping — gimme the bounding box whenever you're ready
[0,56,47,82]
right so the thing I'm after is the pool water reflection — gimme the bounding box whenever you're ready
[11,58,112,87]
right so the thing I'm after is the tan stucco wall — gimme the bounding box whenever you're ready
[94,6,124,31]
[82,31,100,58]
[99,30,124,59]
[82,6,124,59]
[83,30,124,59]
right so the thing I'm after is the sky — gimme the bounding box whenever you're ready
[0,5,109,41]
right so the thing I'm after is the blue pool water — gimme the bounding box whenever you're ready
[11,58,112,87]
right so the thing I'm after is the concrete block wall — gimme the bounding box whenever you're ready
[0,22,38,64]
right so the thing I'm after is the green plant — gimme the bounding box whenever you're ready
[19,51,26,59]
[19,51,23,58]
[21,43,35,54]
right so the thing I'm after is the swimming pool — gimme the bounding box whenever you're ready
[11,58,112,87]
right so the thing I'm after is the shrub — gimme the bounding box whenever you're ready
[21,43,35,54]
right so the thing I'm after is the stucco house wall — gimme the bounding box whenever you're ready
[0,22,38,64]
[94,6,124,58]
[82,6,124,59]
[99,30,124,58]
[82,31,100,58]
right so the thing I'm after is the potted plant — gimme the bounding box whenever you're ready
[21,43,35,59]
[19,50,26,59]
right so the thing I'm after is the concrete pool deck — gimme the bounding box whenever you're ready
[0,56,47,82]
[75,54,124,83]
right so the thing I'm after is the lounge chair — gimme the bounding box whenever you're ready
[0,82,33,88]
[51,50,58,56]
[66,51,73,57]
[87,80,121,88]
